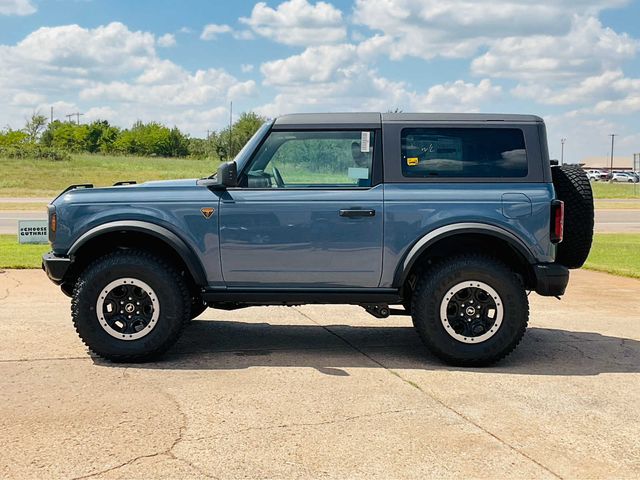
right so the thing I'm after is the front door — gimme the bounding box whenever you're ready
[218,129,383,288]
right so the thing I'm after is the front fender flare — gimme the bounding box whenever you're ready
[68,220,207,286]
[394,222,536,288]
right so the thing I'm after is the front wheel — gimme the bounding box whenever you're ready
[411,255,529,366]
[72,250,190,362]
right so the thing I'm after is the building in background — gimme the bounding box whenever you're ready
[578,156,635,171]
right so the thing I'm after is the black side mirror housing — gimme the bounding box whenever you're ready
[216,161,238,188]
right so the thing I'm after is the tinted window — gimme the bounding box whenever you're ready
[244,130,375,188]
[401,128,527,178]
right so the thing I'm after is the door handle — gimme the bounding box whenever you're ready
[339,209,376,218]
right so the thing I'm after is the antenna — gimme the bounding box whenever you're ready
[229,101,233,161]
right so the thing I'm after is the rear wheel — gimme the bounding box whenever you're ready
[411,255,528,366]
[72,250,190,362]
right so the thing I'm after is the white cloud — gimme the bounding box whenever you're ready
[0,22,257,135]
[413,79,502,112]
[0,0,36,16]
[9,91,45,106]
[257,44,500,116]
[157,33,176,47]
[352,0,629,60]
[240,0,346,46]
[471,16,638,81]
[200,24,233,40]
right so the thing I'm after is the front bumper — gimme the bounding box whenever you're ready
[42,252,71,285]
[533,263,569,296]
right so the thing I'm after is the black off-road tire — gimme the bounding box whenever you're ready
[411,255,529,367]
[72,250,190,362]
[551,165,594,269]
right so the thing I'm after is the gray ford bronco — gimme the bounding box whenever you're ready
[42,113,594,366]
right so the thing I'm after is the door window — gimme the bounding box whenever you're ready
[244,130,375,188]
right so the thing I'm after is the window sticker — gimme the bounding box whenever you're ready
[360,131,370,152]
[406,157,419,166]
[348,167,369,180]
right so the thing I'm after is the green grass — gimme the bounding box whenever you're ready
[2,233,639,281]
[0,235,49,268]
[0,154,220,198]
[591,182,640,199]
[583,233,640,279]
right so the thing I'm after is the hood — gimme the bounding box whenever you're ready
[140,178,198,187]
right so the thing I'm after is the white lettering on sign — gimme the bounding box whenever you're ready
[18,220,49,244]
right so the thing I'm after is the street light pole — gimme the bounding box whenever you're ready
[609,134,616,173]
[560,138,566,165]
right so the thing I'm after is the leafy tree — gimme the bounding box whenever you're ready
[24,111,48,142]
[0,128,29,146]
[215,112,266,160]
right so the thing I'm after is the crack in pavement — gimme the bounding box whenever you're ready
[70,384,217,480]
[0,273,22,302]
[294,307,564,480]
[188,407,416,444]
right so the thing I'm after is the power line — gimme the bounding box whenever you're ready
[65,112,84,125]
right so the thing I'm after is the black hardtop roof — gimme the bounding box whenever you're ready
[273,112,543,129]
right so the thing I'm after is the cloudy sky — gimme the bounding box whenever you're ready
[1,0,640,162]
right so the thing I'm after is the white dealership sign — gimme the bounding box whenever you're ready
[18,220,48,244]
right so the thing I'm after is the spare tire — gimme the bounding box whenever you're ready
[551,165,594,269]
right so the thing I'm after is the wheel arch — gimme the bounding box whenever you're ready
[64,221,207,293]
[395,223,536,291]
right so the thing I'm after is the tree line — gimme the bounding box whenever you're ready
[0,112,266,161]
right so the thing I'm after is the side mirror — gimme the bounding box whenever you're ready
[216,161,238,188]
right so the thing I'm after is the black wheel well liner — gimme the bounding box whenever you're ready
[395,224,537,292]
[65,221,207,290]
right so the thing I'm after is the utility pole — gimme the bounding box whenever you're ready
[560,138,566,165]
[50,106,53,123]
[206,129,210,140]
[228,101,233,161]
[65,112,84,125]
[609,134,617,173]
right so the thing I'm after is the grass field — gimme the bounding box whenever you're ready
[0,154,220,198]
[591,181,640,199]
[2,233,638,281]
[0,235,49,269]
[583,233,640,279]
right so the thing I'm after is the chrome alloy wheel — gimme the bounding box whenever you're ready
[440,281,503,344]
[96,278,159,340]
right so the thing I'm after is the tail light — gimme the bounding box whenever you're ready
[550,200,564,243]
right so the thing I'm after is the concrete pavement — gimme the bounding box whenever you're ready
[0,268,639,479]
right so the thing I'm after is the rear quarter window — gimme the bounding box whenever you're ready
[401,128,528,178]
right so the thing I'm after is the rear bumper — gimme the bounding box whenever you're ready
[533,263,569,296]
[42,252,71,285]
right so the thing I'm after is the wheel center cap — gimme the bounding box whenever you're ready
[125,303,135,313]
[465,306,476,316]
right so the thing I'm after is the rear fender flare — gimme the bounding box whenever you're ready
[394,222,536,287]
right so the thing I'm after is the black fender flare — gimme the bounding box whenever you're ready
[394,222,536,288]
[68,220,207,286]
